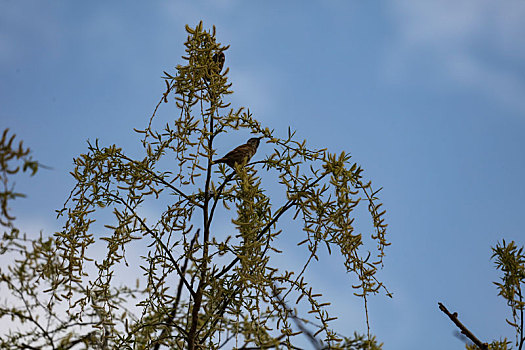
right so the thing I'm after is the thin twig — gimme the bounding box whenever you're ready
[153,229,200,350]
[214,198,295,281]
[120,155,204,209]
[519,290,524,350]
[214,173,327,281]
[109,193,196,299]
[206,171,236,228]
[438,302,488,350]
[271,283,322,350]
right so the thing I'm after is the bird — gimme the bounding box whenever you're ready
[205,52,225,82]
[213,52,225,72]
[213,137,263,169]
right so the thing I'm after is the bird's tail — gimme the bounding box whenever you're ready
[211,158,226,165]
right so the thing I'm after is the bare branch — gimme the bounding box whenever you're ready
[438,302,488,350]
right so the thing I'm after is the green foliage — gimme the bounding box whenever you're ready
[0,128,38,226]
[0,22,389,349]
[337,332,383,350]
[492,240,525,350]
[465,339,511,350]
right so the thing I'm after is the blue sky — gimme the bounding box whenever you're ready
[2,1,525,349]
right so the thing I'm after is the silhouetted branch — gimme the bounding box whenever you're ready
[153,229,200,350]
[109,193,196,299]
[438,302,488,350]
[272,283,322,350]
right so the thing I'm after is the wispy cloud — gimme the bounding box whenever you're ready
[385,0,525,114]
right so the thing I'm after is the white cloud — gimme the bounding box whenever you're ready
[386,0,525,114]
[390,0,525,54]
[447,52,525,112]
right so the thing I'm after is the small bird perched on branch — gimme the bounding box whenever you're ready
[205,52,225,82]
[213,52,225,72]
[213,137,263,169]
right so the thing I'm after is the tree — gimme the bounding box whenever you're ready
[0,22,389,349]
